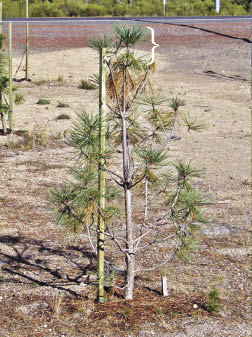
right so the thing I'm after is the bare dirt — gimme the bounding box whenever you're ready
[0,21,251,337]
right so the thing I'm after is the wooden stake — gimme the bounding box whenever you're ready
[97,48,107,303]
[161,275,168,296]
[25,0,29,81]
[8,21,13,130]
[0,2,4,134]
[0,1,2,34]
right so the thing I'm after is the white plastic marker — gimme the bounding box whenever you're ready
[146,27,159,65]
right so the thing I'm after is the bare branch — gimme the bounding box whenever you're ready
[135,247,179,273]
[105,168,124,186]
[136,233,175,251]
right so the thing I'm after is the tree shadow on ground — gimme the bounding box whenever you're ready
[129,18,252,44]
[195,70,251,82]
[0,235,98,297]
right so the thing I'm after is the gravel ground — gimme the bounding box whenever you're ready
[0,20,250,337]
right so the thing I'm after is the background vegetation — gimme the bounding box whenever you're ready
[2,0,251,18]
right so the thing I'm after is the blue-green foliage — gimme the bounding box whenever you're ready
[2,0,250,18]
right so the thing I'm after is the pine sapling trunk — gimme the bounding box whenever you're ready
[124,185,135,300]
[121,77,135,299]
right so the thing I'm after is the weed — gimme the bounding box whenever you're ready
[52,293,63,319]
[34,79,47,86]
[168,311,180,318]
[122,307,132,319]
[78,79,96,90]
[21,129,49,150]
[241,178,251,186]
[55,113,71,120]
[77,301,95,316]
[56,131,69,139]
[57,131,63,139]
[57,102,69,108]
[204,287,221,313]
[157,307,164,315]
[5,127,50,151]
[57,75,65,84]
[37,98,50,105]
[14,92,25,105]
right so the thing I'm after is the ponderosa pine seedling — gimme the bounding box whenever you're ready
[204,287,221,313]
[51,24,207,300]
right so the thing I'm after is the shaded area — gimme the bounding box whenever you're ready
[195,70,251,82]
[0,235,98,297]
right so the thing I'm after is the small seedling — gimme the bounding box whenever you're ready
[56,114,70,120]
[122,307,132,319]
[204,287,221,313]
[168,311,180,318]
[57,102,69,108]
[57,75,65,84]
[78,79,96,90]
[37,98,50,105]
[157,307,164,315]
[14,93,25,105]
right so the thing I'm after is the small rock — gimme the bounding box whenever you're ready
[200,224,230,237]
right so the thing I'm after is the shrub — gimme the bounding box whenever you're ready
[60,0,86,17]
[55,113,71,120]
[3,0,251,18]
[111,4,128,16]
[78,79,96,90]
[30,2,64,17]
[80,4,108,16]
[5,127,50,151]
[37,98,50,105]
[14,93,25,105]
[57,102,69,108]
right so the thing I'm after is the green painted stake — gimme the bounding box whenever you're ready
[8,21,13,130]
[0,1,2,34]
[97,48,107,303]
[25,0,29,81]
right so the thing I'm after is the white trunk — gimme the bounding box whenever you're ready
[122,113,135,299]
[121,64,135,300]
[144,179,149,223]
[124,186,135,300]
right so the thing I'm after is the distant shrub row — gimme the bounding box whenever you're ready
[2,0,250,18]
